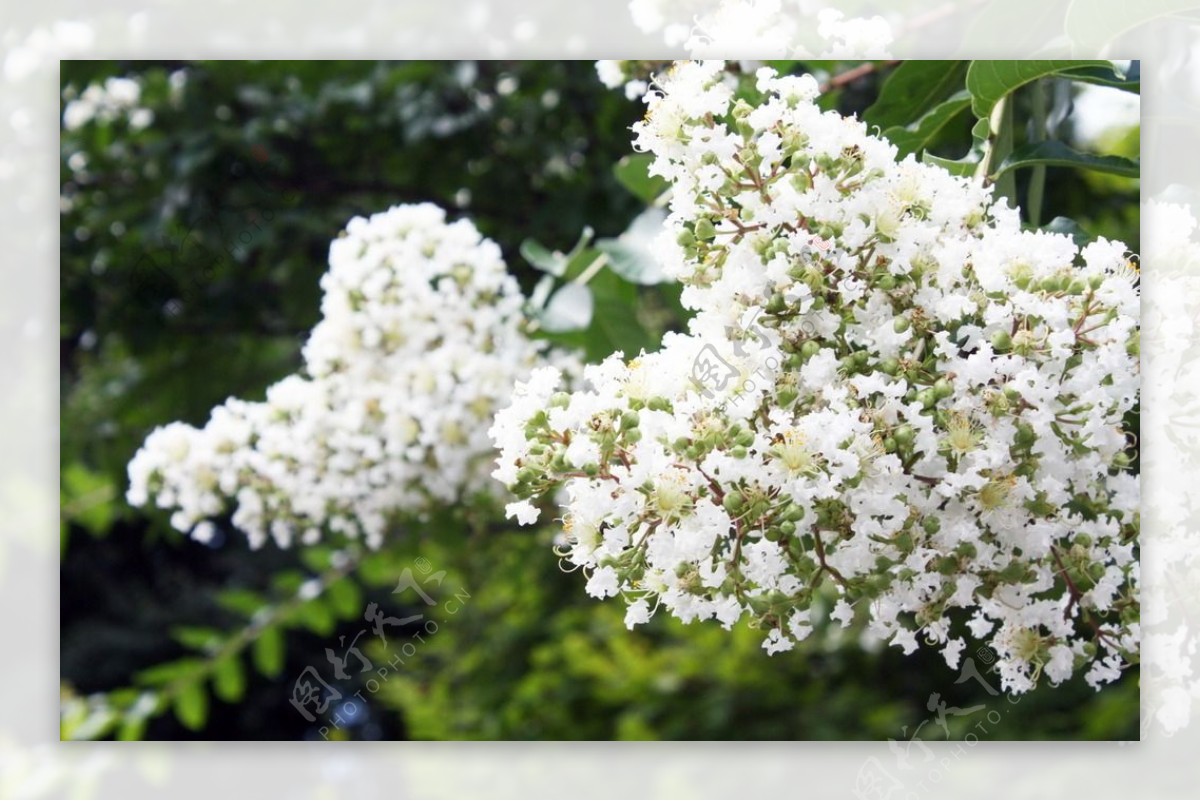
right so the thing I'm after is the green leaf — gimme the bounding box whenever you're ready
[135,658,204,687]
[923,153,978,178]
[172,681,208,731]
[252,625,285,678]
[588,270,651,360]
[298,546,335,573]
[521,228,595,279]
[326,576,363,619]
[965,60,1109,119]
[882,91,970,158]
[863,61,967,129]
[921,116,990,177]
[1058,62,1139,93]
[216,588,265,618]
[60,462,116,537]
[993,140,1140,180]
[595,208,669,285]
[539,283,594,333]
[519,238,566,277]
[296,599,337,636]
[213,654,247,703]
[117,714,149,741]
[613,154,669,205]
[1041,216,1098,247]
[171,626,223,652]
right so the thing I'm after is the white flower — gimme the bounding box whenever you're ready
[624,599,653,629]
[505,500,541,526]
[586,566,621,599]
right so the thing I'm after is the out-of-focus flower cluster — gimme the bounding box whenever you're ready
[128,203,576,549]
[1140,196,1200,735]
[609,0,891,83]
[492,62,1140,693]
[61,76,153,131]
[599,0,891,98]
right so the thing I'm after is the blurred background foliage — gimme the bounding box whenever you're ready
[60,59,1139,741]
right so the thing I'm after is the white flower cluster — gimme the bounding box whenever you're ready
[625,0,891,55]
[1140,196,1200,735]
[492,62,1140,693]
[128,203,575,549]
[601,2,891,99]
[62,76,153,131]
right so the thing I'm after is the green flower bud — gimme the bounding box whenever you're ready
[1014,423,1036,448]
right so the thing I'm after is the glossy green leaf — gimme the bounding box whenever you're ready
[993,140,1140,180]
[965,60,1109,119]
[1058,61,1140,93]
[863,61,967,129]
[1041,216,1098,247]
[921,116,989,178]
[882,91,970,158]
[922,153,978,178]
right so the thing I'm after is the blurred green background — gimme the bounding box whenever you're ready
[60,60,1139,741]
